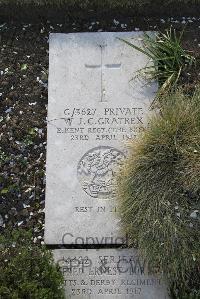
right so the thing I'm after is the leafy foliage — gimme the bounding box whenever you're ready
[117,87,200,298]
[120,28,196,93]
[0,229,65,299]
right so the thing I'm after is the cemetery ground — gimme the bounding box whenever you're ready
[1,16,200,243]
[0,13,200,299]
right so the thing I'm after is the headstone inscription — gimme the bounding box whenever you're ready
[53,248,169,299]
[45,32,169,299]
[45,32,157,245]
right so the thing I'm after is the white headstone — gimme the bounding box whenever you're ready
[45,32,157,244]
[54,248,169,299]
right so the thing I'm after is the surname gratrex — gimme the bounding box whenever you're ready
[78,116,143,126]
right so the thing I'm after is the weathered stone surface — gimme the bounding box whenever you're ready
[45,32,157,244]
[53,248,169,299]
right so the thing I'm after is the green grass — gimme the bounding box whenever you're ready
[0,229,65,299]
[120,28,196,94]
[117,87,200,298]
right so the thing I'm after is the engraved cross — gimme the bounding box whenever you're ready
[85,44,121,102]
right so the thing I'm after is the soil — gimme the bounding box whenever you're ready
[0,17,200,244]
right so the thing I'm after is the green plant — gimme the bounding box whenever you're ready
[170,264,200,299]
[0,229,65,299]
[117,87,200,297]
[119,28,196,92]
[23,127,38,146]
[0,148,10,166]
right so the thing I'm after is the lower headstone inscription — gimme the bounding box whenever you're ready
[53,249,169,299]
